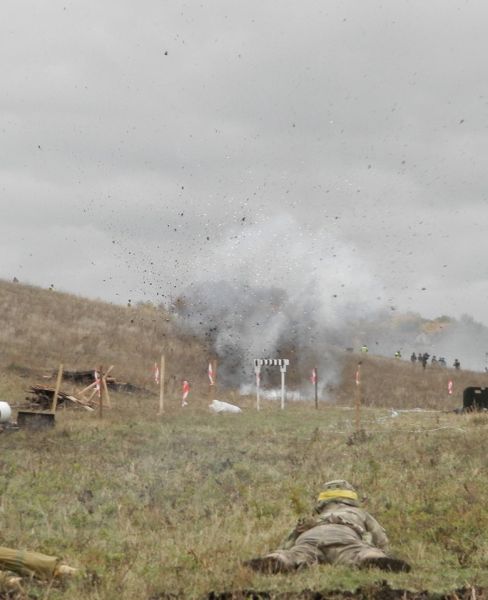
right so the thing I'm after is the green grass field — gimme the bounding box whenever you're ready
[2,387,488,599]
[2,280,488,599]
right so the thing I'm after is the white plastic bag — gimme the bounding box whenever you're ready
[0,401,12,423]
[209,399,242,414]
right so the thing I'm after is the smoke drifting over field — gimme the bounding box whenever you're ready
[171,217,488,387]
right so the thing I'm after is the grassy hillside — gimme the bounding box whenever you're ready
[1,278,486,411]
[0,279,209,399]
[1,280,488,599]
[335,353,488,411]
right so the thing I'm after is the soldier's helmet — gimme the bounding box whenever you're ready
[315,479,359,511]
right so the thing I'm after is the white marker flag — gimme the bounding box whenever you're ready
[153,362,160,385]
[448,380,453,395]
[311,367,317,385]
[208,362,215,385]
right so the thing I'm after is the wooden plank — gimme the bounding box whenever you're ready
[50,364,64,414]
[98,366,103,419]
[78,381,97,396]
[102,376,111,408]
[102,365,114,408]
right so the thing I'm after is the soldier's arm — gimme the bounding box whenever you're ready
[279,527,300,550]
[278,517,319,549]
[364,514,389,550]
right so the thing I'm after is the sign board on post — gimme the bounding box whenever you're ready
[253,359,290,410]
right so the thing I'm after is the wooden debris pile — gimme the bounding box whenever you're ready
[61,369,116,386]
[25,385,95,411]
[50,369,152,396]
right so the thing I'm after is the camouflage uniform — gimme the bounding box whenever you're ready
[245,480,410,574]
[264,502,390,570]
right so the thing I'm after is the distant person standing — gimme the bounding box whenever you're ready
[421,353,430,370]
[410,352,417,365]
[438,357,446,367]
[431,355,438,366]
[453,358,461,370]
[417,352,423,363]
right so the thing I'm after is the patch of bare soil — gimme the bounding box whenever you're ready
[203,582,487,600]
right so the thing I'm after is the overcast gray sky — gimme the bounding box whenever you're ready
[2,0,488,325]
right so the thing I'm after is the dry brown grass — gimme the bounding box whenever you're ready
[334,353,488,411]
[0,279,209,397]
[2,278,486,414]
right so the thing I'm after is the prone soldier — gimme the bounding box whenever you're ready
[244,480,410,574]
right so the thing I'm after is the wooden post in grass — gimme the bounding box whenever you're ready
[158,354,165,415]
[312,367,318,409]
[102,369,112,409]
[98,365,104,419]
[78,366,113,406]
[315,374,318,410]
[355,361,362,432]
[51,363,64,413]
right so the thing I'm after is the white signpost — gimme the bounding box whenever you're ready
[253,358,290,411]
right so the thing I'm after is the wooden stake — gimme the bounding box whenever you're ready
[79,380,97,396]
[102,377,111,409]
[314,368,318,410]
[158,354,165,415]
[104,365,114,379]
[103,365,114,408]
[51,363,64,414]
[98,365,103,419]
[79,366,114,398]
[87,387,98,402]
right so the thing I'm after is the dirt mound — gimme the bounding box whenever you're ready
[204,582,486,600]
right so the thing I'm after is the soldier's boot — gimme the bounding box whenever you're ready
[243,553,294,574]
[361,556,411,573]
